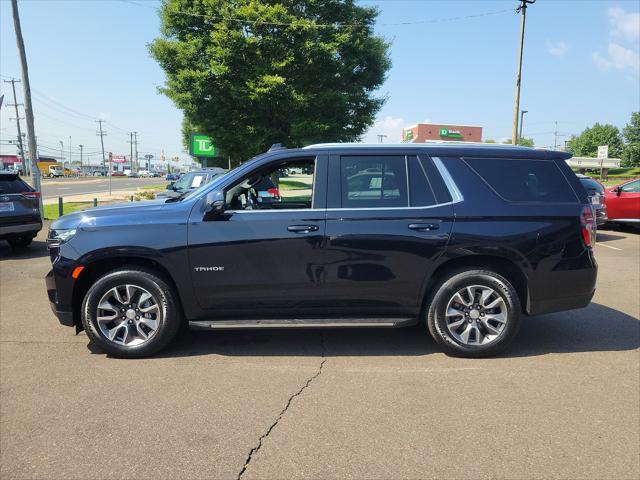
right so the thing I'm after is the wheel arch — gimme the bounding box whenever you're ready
[71,255,183,332]
[423,255,530,315]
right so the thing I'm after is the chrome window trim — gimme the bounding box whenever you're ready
[431,156,464,203]
[225,202,456,214]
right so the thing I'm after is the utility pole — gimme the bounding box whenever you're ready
[129,132,134,172]
[68,135,71,172]
[78,144,83,172]
[511,0,535,145]
[377,134,387,143]
[11,0,42,214]
[133,131,139,172]
[96,119,106,169]
[554,121,558,150]
[4,78,26,175]
[518,110,528,145]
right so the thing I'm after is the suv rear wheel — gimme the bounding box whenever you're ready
[427,269,521,357]
[81,267,181,358]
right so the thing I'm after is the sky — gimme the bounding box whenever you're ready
[1,0,639,167]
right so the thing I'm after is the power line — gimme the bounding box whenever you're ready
[125,0,514,28]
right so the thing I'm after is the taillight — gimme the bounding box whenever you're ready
[580,205,595,248]
[267,188,280,199]
[21,191,41,199]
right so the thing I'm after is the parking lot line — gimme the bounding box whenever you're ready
[596,242,622,251]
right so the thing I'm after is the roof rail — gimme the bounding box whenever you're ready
[268,143,287,152]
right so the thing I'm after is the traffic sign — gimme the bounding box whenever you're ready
[597,145,609,159]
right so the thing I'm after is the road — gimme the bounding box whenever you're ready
[39,177,166,199]
[0,228,638,479]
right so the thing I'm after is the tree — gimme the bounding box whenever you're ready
[621,112,640,167]
[484,139,496,143]
[566,123,624,158]
[499,137,534,147]
[150,0,391,163]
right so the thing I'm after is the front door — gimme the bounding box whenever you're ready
[187,156,328,317]
[323,153,455,316]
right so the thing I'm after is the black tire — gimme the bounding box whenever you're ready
[426,269,521,358]
[8,236,33,248]
[81,267,181,358]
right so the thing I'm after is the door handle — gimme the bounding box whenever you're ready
[408,223,440,231]
[287,225,319,233]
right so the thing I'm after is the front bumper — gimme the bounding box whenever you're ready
[45,267,75,327]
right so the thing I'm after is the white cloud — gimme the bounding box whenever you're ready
[608,7,640,43]
[362,115,408,142]
[546,40,569,57]
[593,42,640,73]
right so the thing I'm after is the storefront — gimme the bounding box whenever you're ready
[403,123,483,143]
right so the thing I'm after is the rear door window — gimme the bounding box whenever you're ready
[340,156,408,208]
[464,158,578,203]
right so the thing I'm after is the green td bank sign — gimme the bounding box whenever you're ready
[439,128,463,139]
[190,134,218,157]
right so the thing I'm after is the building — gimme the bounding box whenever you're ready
[402,123,483,143]
[1,154,57,172]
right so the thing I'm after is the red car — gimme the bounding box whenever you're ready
[604,178,640,224]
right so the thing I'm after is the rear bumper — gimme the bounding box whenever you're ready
[528,289,595,316]
[0,221,42,239]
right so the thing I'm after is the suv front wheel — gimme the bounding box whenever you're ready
[81,267,181,358]
[427,269,521,357]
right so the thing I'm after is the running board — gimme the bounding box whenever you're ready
[189,317,417,330]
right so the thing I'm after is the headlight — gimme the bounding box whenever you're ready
[47,228,77,247]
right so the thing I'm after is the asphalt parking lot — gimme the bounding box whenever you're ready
[1,226,638,479]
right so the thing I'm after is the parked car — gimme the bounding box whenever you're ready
[111,171,125,177]
[0,171,42,248]
[46,143,597,358]
[156,168,226,199]
[604,178,640,225]
[576,174,607,226]
[127,171,139,178]
[166,173,180,181]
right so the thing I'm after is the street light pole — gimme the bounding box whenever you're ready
[78,144,83,173]
[511,0,535,145]
[518,110,528,145]
[68,135,71,173]
[59,140,63,169]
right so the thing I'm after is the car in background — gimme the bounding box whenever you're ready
[138,170,150,177]
[166,173,180,181]
[0,171,42,248]
[127,171,139,178]
[112,171,125,177]
[576,174,607,226]
[156,168,226,199]
[604,178,640,225]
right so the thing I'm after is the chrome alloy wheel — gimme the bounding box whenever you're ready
[445,285,508,346]
[96,284,161,346]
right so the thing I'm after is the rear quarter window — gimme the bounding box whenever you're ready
[464,158,578,203]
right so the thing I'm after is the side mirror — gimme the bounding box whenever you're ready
[204,190,225,214]
[166,182,175,190]
[615,187,622,196]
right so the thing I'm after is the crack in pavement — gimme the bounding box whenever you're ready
[237,333,326,480]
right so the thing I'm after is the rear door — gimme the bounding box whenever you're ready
[0,174,39,226]
[323,151,455,316]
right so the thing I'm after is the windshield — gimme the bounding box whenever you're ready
[181,172,227,201]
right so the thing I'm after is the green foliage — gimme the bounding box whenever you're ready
[484,139,496,144]
[150,0,391,162]
[621,112,640,167]
[566,123,624,158]
[519,137,534,147]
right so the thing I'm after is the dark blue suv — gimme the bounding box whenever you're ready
[45,144,597,358]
